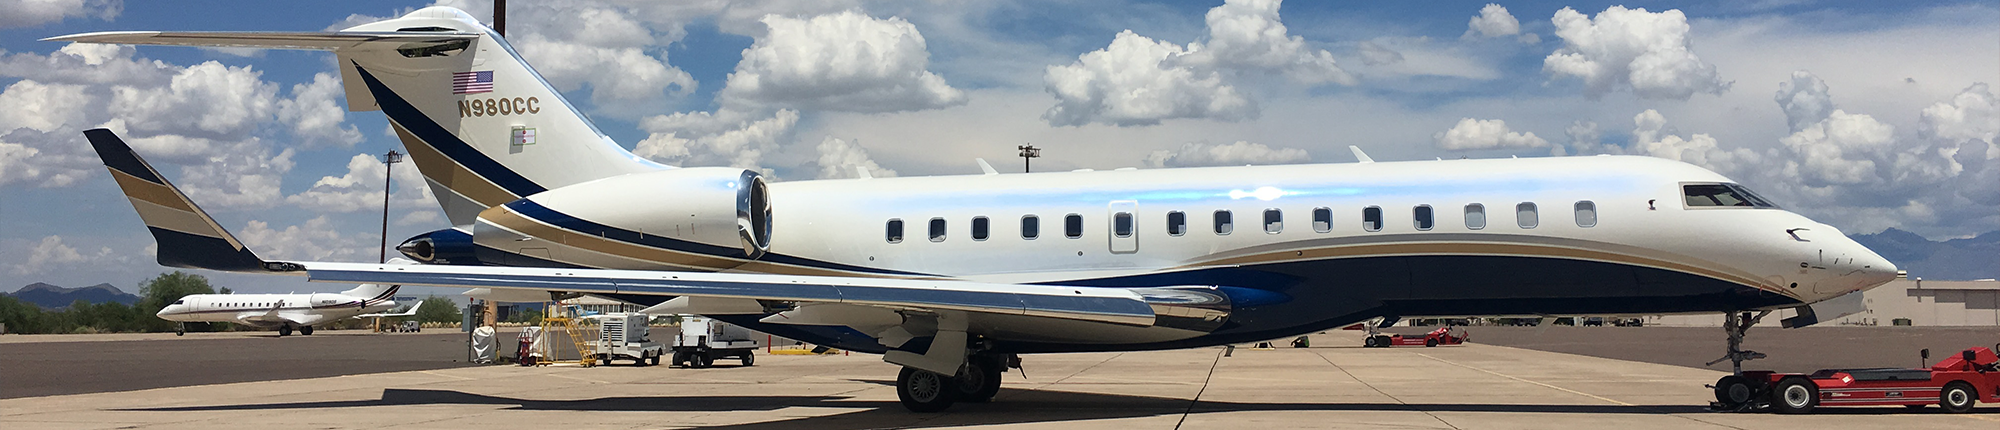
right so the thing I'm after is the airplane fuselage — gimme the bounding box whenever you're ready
[430,155,1897,353]
[156,292,396,328]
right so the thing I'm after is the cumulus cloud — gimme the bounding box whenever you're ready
[285,153,433,212]
[1775,71,1834,133]
[1920,83,1999,144]
[1630,109,1762,177]
[0,0,120,29]
[236,216,370,261]
[814,136,897,179]
[1543,6,1730,100]
[1433,118,1549,151]
[10,235,111,276]
[1143,140,1310,168]
[1043,0,1349,127]
[1463,4,1521,39]
[1043,31,1254,127]
[275,73,363,148]
[719,11,964,113]
[633,109,799,172]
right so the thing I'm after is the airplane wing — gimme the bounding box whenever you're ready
[236,305,291,325]
[355,301,423,318]
[41,31,477,50]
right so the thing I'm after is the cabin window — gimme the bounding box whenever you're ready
[1167,211,1187,236]
[1214,210,1234,235]
[1263,209,1283,233]
[1064,214,1084,239]
[1682,183,1779,208]
[1516,202,1539,229]
[1414,205,1434,231]
[1021,215,1040,240]
[972,216,990,241]
[886,219,904,243]
[1312,207,1332,233]
[1113,212,1134,238]
[1465,204,1486,230]
[1574,201,1597,228]
[1362,206,1383,232]
[929,218,947,242]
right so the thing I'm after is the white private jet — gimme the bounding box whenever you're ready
[155,284,419,336]
[56,6,1900,412]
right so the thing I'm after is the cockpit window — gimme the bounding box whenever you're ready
[1683,183,1779,208]
[172,299,185,305]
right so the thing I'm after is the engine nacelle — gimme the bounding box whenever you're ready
[471,167,772,270]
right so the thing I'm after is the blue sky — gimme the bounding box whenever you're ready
[2,0,1996,294]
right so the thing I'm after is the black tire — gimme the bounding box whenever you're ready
[1713,375,1757,408]
[300,326,314,335]
[278,325,292,336]
[1363,337,1377,348]
[897,367,957,412]
[1770,377,1817,414]
[741,353,754,366]
[690,353,712,368]
[648,354,661,366]
[1426,338,1439,347]
[955,357,1004,403]
[1940,382,1976,413]
[1375,335,1392,347]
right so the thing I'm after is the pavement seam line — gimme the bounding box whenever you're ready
[1315,349,1463,430]
[1413,351,1751,430]
[1172,347,1225,430]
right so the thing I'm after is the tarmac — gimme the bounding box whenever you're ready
[2,328,1995,429]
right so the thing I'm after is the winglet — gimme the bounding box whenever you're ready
[1348,146,1374,163]
[975,158,999,175]
[853,166,873,180]
[84,129,294,273]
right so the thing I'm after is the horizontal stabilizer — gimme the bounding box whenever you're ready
[84,129,282,273]
[41,31,477,51]
[357,301,423,318]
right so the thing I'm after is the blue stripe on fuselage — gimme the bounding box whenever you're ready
[503,199,934,277]
[351,64,547,198]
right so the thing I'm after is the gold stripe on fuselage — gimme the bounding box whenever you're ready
[479,205,925,278]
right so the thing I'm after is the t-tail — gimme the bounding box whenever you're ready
[47,6,664,226]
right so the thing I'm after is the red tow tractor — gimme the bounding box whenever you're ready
[1713,344,2000,413]
[1362,327,1469,348]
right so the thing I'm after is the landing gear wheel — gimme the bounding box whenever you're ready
[300,325,313,335]
[741,353,754,366]
[1940,382,1976,413]
[955,357,1003,403]
[1713,375,1757,409]
[897,367,958,412]
[1375,335,1392,347]
[176,323,185,336]
[1770,377,1817,414]
[278,325,292,336]
[1363,337,1378,348]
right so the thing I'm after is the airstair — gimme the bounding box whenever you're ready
[532,303,597,367]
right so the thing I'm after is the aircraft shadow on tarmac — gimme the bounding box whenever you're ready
[115,382,1990,429]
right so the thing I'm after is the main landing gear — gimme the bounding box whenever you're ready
[1707,311,1771,411]
[895,353,1014,412]
[276,324,315,337]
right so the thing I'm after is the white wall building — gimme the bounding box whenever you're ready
[1647,279,2000,327]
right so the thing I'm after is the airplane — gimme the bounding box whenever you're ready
[155,284,416,336]
[53,6,1901,412]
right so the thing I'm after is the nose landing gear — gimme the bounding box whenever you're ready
[1707,310,1771,411]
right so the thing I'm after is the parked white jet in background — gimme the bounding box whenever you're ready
[155,284,415,336]
[58,6,1900,412]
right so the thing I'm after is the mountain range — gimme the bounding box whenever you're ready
[4,282,142,309]
[1848,228,2000,281]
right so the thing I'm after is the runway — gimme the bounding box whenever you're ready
[1,328,1993,429]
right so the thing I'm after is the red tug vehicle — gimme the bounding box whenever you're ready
[1362,327,1469,348]
[1713,344,2000,414]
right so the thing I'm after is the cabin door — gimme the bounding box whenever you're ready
[1108,200,1138,254]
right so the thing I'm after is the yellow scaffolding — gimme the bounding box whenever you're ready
[532,302,597,367]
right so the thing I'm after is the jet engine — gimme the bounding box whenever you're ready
[465,167,772,270]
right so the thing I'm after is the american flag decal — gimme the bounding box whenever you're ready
[452,71,494,94]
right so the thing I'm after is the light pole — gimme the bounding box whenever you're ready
[1018,144,1040,173]
[379,150,403,264]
